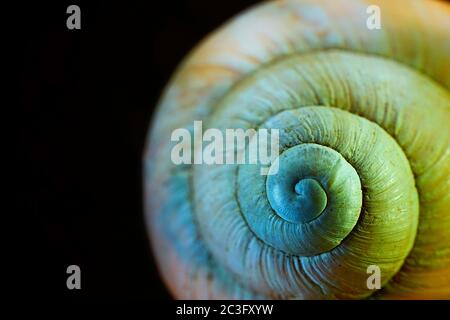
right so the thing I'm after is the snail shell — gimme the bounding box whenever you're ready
[144,0,450,299]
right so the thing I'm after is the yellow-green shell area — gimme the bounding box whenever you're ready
[144,0,450,299]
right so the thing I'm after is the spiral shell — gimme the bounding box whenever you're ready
[144,0,450,299]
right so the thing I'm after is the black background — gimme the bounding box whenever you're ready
[17,0,259,299]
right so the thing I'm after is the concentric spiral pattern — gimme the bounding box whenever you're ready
[144,0,450,299]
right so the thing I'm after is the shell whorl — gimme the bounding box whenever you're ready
[144,0,450,299]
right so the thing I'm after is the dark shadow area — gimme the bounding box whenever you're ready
[17,0,259,299]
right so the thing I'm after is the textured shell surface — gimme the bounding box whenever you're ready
[144,0,450,299]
